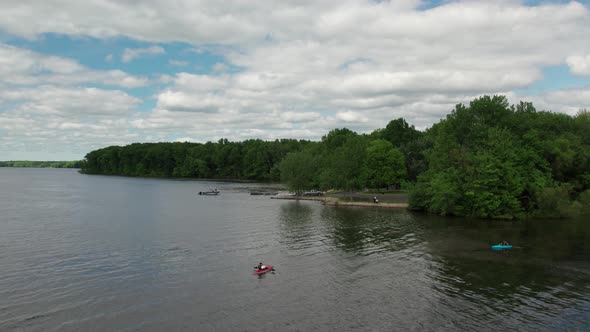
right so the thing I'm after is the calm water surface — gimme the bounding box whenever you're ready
[1,168,589,331]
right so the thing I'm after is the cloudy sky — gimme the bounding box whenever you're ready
[1,0,590,160]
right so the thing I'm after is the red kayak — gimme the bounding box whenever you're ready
[252,265,274,275]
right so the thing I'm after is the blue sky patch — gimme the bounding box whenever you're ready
[6,33,234,77]
[516,65,590,96]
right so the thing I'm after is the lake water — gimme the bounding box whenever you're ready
[1,168,589,331]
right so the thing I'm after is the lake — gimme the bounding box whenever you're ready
[1,168,589,331]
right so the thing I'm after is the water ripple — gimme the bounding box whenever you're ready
[1,169,589,331]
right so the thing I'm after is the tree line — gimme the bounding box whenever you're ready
[0,160,83,168]
[80,95,590,219]
[81,139,313,180]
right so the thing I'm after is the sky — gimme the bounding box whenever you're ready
[1,0,590,160]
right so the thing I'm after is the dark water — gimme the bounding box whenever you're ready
[1,168,589,331]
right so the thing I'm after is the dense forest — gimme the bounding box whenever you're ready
[81,139,314,180]
[0,160,83,168]
[81,95,590,219]
[409,96,590,219]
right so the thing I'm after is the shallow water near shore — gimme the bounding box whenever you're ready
[1,168,589,331]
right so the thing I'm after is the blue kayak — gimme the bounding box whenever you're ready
[491,244,512,250]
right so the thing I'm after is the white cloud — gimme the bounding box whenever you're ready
[174,137,200,142]
[280,111,321,123]
[0,86,141,159]
[515,88,590,116]
[173,73,228,91]
[212,62,229,72]
[566,54,590,76]
[1,1,590,159]
[1,86,140,116]
[122,46,165,63]
[336,111,368,123]
[157,90,224,113]
[0,44,149,88]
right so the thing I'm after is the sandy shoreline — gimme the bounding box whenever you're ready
[271,195,409,209]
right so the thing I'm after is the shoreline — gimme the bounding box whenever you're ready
[271,195,409,209]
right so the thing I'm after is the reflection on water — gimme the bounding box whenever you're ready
[281,203,590,331]
[321,207,424,254]
[1,168,589,331]
[278,201,314,246]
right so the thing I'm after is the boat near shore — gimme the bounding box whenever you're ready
[199,189,220,195]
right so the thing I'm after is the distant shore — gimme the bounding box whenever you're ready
[271,193,409,209]
[0,160,82,168]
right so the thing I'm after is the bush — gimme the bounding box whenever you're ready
[578,189,590,216]
[534,184,579,218]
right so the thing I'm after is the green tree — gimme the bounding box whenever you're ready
[366,139,406,189]
[380,118,420,148]
[318,134,368,191]
[279,149,318,193]
[410,95,567,219]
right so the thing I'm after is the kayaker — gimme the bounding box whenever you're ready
[256,262,266,270]
[500,241,510,246]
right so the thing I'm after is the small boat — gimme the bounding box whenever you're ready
[199,189,219,195]
[252,265,274,275]
[491,244,512,250]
